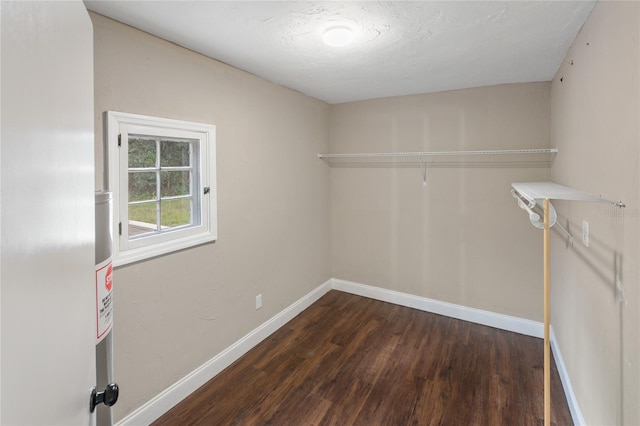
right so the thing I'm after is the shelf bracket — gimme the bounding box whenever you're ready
[419,158,427,187]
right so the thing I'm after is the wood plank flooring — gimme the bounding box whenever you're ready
[153,290,573,425]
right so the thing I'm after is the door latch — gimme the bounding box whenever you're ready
[90,383,119,413]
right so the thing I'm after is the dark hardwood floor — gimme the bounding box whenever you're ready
[153,290,572,425]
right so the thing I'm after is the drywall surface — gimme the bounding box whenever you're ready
[91,13,331,421]
[329,83,551,321]
[550,1,639,424]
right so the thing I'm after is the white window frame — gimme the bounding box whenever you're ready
[107,111,217,266]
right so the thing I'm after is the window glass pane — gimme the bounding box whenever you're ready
[129,138,156,168]
[129,202,158,237]
[129,172,157,202]
[160,140,191,167]
[161,171,190,197]
[160,198,191,228]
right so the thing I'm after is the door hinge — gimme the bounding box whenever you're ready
[118,134,122,147]
[118,222,122,236]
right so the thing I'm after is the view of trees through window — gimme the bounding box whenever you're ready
[128,136,197,236]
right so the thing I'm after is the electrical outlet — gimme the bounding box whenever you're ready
[582,221,589,247]
[256,294,262,310]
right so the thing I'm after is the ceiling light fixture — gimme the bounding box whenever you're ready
[323,27,354,47]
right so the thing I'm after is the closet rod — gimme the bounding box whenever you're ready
[318,147,558,159]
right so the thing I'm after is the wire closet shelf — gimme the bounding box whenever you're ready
[317,147,558,168]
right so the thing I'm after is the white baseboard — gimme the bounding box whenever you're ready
[117,277,582,426]
[550,327,585,425]
[115,279,332,426]
[331,278,543,338]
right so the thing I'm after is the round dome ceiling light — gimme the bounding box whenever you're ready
[323,27,354,47]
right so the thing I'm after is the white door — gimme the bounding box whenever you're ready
[1,1,97,424]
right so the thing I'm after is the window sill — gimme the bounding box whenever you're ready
[113,232,217,267]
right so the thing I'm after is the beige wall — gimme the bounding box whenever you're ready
[550,1,639,424]
[329,83,551,321]
[90,13,331,421]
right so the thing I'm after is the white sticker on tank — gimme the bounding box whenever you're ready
[96,258,113,343]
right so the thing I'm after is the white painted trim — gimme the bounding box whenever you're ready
[115,279,332,426]
[106,110,218,267]
[331,278,543,338]
[550,327,585,426]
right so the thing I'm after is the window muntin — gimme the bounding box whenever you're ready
[107,111,217,266]
[127,135,199,239]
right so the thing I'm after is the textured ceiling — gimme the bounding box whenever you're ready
[85,1,596,104]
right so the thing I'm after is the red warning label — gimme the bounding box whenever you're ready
[96,259,113,343]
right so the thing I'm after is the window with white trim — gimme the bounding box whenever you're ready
[107,111,217,266]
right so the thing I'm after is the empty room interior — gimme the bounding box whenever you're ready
[1,1,639,425]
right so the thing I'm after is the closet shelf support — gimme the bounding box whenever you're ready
[510,181,625,426]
